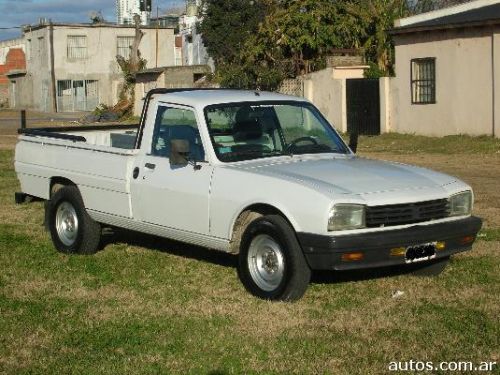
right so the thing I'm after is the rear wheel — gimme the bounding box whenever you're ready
[47,185,101,254]
[238,215,311,301]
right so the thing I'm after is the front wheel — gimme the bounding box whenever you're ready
[47,185,101,254]
[238,215,311,301]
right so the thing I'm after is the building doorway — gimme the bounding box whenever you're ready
[346,78,380,135]
[10,81,16,108]
[56,80,99,112]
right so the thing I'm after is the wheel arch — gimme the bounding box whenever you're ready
[229,203,298,254]
[49,177,77,198]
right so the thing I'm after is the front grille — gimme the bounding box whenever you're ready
[366,199,449,228]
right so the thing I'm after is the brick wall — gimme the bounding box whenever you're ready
[0,48,26,85]
[0,48,26,104]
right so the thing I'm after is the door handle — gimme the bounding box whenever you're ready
[144,163,156,170]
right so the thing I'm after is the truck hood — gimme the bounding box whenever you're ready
[231,156,456,195]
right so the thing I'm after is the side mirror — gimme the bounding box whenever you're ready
[170,139,190,167]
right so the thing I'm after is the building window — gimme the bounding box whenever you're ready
[411,58,436,104]
[117,36,135,59]
[67,35,88,59]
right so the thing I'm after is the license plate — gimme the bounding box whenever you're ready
[405,243,437,264]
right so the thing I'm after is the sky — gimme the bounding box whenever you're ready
[0,0,185,41]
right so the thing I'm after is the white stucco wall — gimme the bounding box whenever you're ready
[303,66,368,132]
[392,27,499,137]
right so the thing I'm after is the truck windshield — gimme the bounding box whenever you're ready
[205,101,349,162]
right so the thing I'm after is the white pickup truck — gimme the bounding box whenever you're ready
[15,89,482,301]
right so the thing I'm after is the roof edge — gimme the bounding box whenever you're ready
[390,18,500,35]
[395,0,500,27]
[23,23,174,33]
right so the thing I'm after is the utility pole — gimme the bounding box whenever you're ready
[156,5,159,68]
[48,21,57,113]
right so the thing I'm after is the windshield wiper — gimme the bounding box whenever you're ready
[221,149,293,162]
[264,150,293,158]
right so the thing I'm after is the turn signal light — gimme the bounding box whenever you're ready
[436,241,446,251]
[390,247,406,257]
[459,236,475,245]
[341,252,364,262]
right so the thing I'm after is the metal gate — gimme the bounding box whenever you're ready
[346,79,380,135]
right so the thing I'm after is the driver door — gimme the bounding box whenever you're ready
[130,104,213,235]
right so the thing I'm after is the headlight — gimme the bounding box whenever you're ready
[449,191,472,217]
[328,204,366,231]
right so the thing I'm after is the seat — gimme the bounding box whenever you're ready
[154,125,205,161]
[233,119,263,142]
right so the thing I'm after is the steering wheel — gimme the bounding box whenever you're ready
[286,136,319,152]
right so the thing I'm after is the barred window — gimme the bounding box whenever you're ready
[411,58,436,104]
[67,35,87,59]
[117,36,135,59]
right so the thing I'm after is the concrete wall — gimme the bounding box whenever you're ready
[21,28,52,111]
[303,66,367,133]
[134,65,212,116]
[51,26,175,110]
[380,77,392,133]
[392,27,499,137]
[9,75,33,109]
[134,72,162,116]
[19,24,175,112]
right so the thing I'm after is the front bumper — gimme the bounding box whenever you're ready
[297,216,482,271]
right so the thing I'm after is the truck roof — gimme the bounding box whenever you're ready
[153,89,308,108]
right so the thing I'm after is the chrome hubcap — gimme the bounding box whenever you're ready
[55,202,79,246]
[248,234,285,292]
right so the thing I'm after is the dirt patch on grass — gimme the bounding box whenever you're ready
[5,276,142,304]
[0,135,17,150]
[0,329,52,372]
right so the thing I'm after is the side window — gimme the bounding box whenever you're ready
[151,106,205,161]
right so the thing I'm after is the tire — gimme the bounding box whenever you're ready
[238,215,311,301]
[46,185,101,254]
[411,256,450,276]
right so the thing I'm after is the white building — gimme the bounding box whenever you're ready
[389,0,500,137]
[116,0,150,26]
[178,0,213,68]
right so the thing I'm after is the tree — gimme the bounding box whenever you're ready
[116,15,147,115]
[89,11,105,24]
[346,0,409,75]
[251,0,358,75]
[198,0,267,66]
[199,0,473,89]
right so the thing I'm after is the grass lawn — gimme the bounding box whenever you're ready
[0,134,499,374]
